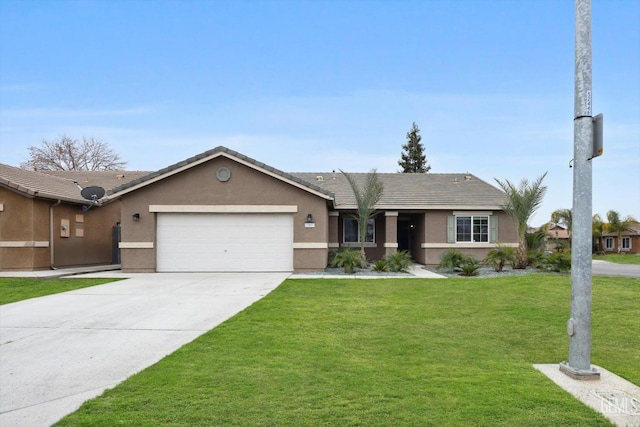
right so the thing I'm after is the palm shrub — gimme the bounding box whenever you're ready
[439,249,466,272]
[330,248,363,273]
[539,250,571,272]
[372,260,388,272]
[385,250,412,273]
[459,255,481,276]
[495,172,548,269]
[483,244,515,272]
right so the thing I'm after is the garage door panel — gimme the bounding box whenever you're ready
[157,213,293,272]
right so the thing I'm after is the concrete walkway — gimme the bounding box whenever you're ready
[0,272,288,427]
[289,263,446,279]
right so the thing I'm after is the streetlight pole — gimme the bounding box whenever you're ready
[559,0,600,380]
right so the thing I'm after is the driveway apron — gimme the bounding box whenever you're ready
[0,272,288,427]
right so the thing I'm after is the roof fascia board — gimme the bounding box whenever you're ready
[1,182,87,205]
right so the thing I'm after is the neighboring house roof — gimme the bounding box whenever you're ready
[531,223,571,240]
[106,146,335,201]
[291,172,507,210]
[602,223,640,237]
[0,164,147,205]
[0,163,88,204]
[42,170,151,193]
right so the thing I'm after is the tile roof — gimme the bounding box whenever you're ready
[602,223,640,237]
[291,172,507,209]
[108,146,334,199]
[0,164,147,204]
[0,163,88,203]
[43,170,151,194]
[2,147,509,211]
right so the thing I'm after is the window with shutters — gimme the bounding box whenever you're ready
[447,214,498,243]
[456,216,488,242]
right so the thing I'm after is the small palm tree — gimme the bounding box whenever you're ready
[592,214,605,253]
[606,210,638,253]
[484,244,516,272]
[495,172,548,269]
[341,169,384,261]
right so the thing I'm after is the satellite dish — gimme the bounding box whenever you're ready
[80,186,105,202]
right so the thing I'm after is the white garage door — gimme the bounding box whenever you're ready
[156,213,293,272]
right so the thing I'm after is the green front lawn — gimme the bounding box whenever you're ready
[0,278,120,305]
[58,275,638,426]
[593,253,640,265]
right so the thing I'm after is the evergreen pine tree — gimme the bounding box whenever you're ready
[398,122,430,173]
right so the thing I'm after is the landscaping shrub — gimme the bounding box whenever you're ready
[372,260,388,272]
[459,255,481,276]
[330,248,363,273]
[539,250,572,272]
[527,249,545,268]
[483,244,516,272]
[439,249,466,271]
[385,250,412,273]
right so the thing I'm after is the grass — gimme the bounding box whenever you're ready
[56,274,639,426]
[593,253,640,265]
[0,278,119,305]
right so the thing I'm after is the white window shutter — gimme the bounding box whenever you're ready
[447,216,455,243]
[490,216,498,242]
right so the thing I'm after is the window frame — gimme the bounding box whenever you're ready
[342,217,375,244]
[455,215,489,243]
[622,236,631,250]
[604,237,614,250]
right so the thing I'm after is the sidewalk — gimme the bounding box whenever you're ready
[0,264,122,279]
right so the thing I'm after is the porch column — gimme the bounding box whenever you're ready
[328,211,340,251]
[384,211,398,257]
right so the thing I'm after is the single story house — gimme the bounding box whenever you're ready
[1,146,518,272]
[600,223,640,254]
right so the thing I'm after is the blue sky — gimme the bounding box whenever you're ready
[1,0,638,226]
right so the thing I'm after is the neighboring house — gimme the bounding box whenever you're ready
[0,165,145,270]
[601,222,640,254]
[1,146,519,272]
[532,223,570,251]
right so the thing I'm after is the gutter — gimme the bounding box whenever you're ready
[50,200,61,269]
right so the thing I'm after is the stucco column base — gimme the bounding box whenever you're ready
[559,362,601,381]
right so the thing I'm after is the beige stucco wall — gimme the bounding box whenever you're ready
[421,210,518,265]
[0,187,121,270]
[118,157,330,272]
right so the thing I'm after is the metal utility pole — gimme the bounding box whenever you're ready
[559,0,600,380]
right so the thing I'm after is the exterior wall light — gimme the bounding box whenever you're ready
[132,213,140,221]
[305,214,315,228]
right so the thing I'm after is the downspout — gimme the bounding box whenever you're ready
[50,200,61,269]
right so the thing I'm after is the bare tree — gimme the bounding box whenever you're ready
[20,135,127,171]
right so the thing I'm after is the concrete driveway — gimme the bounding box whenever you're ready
[0,272,288,427]
[592,260,640,278]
